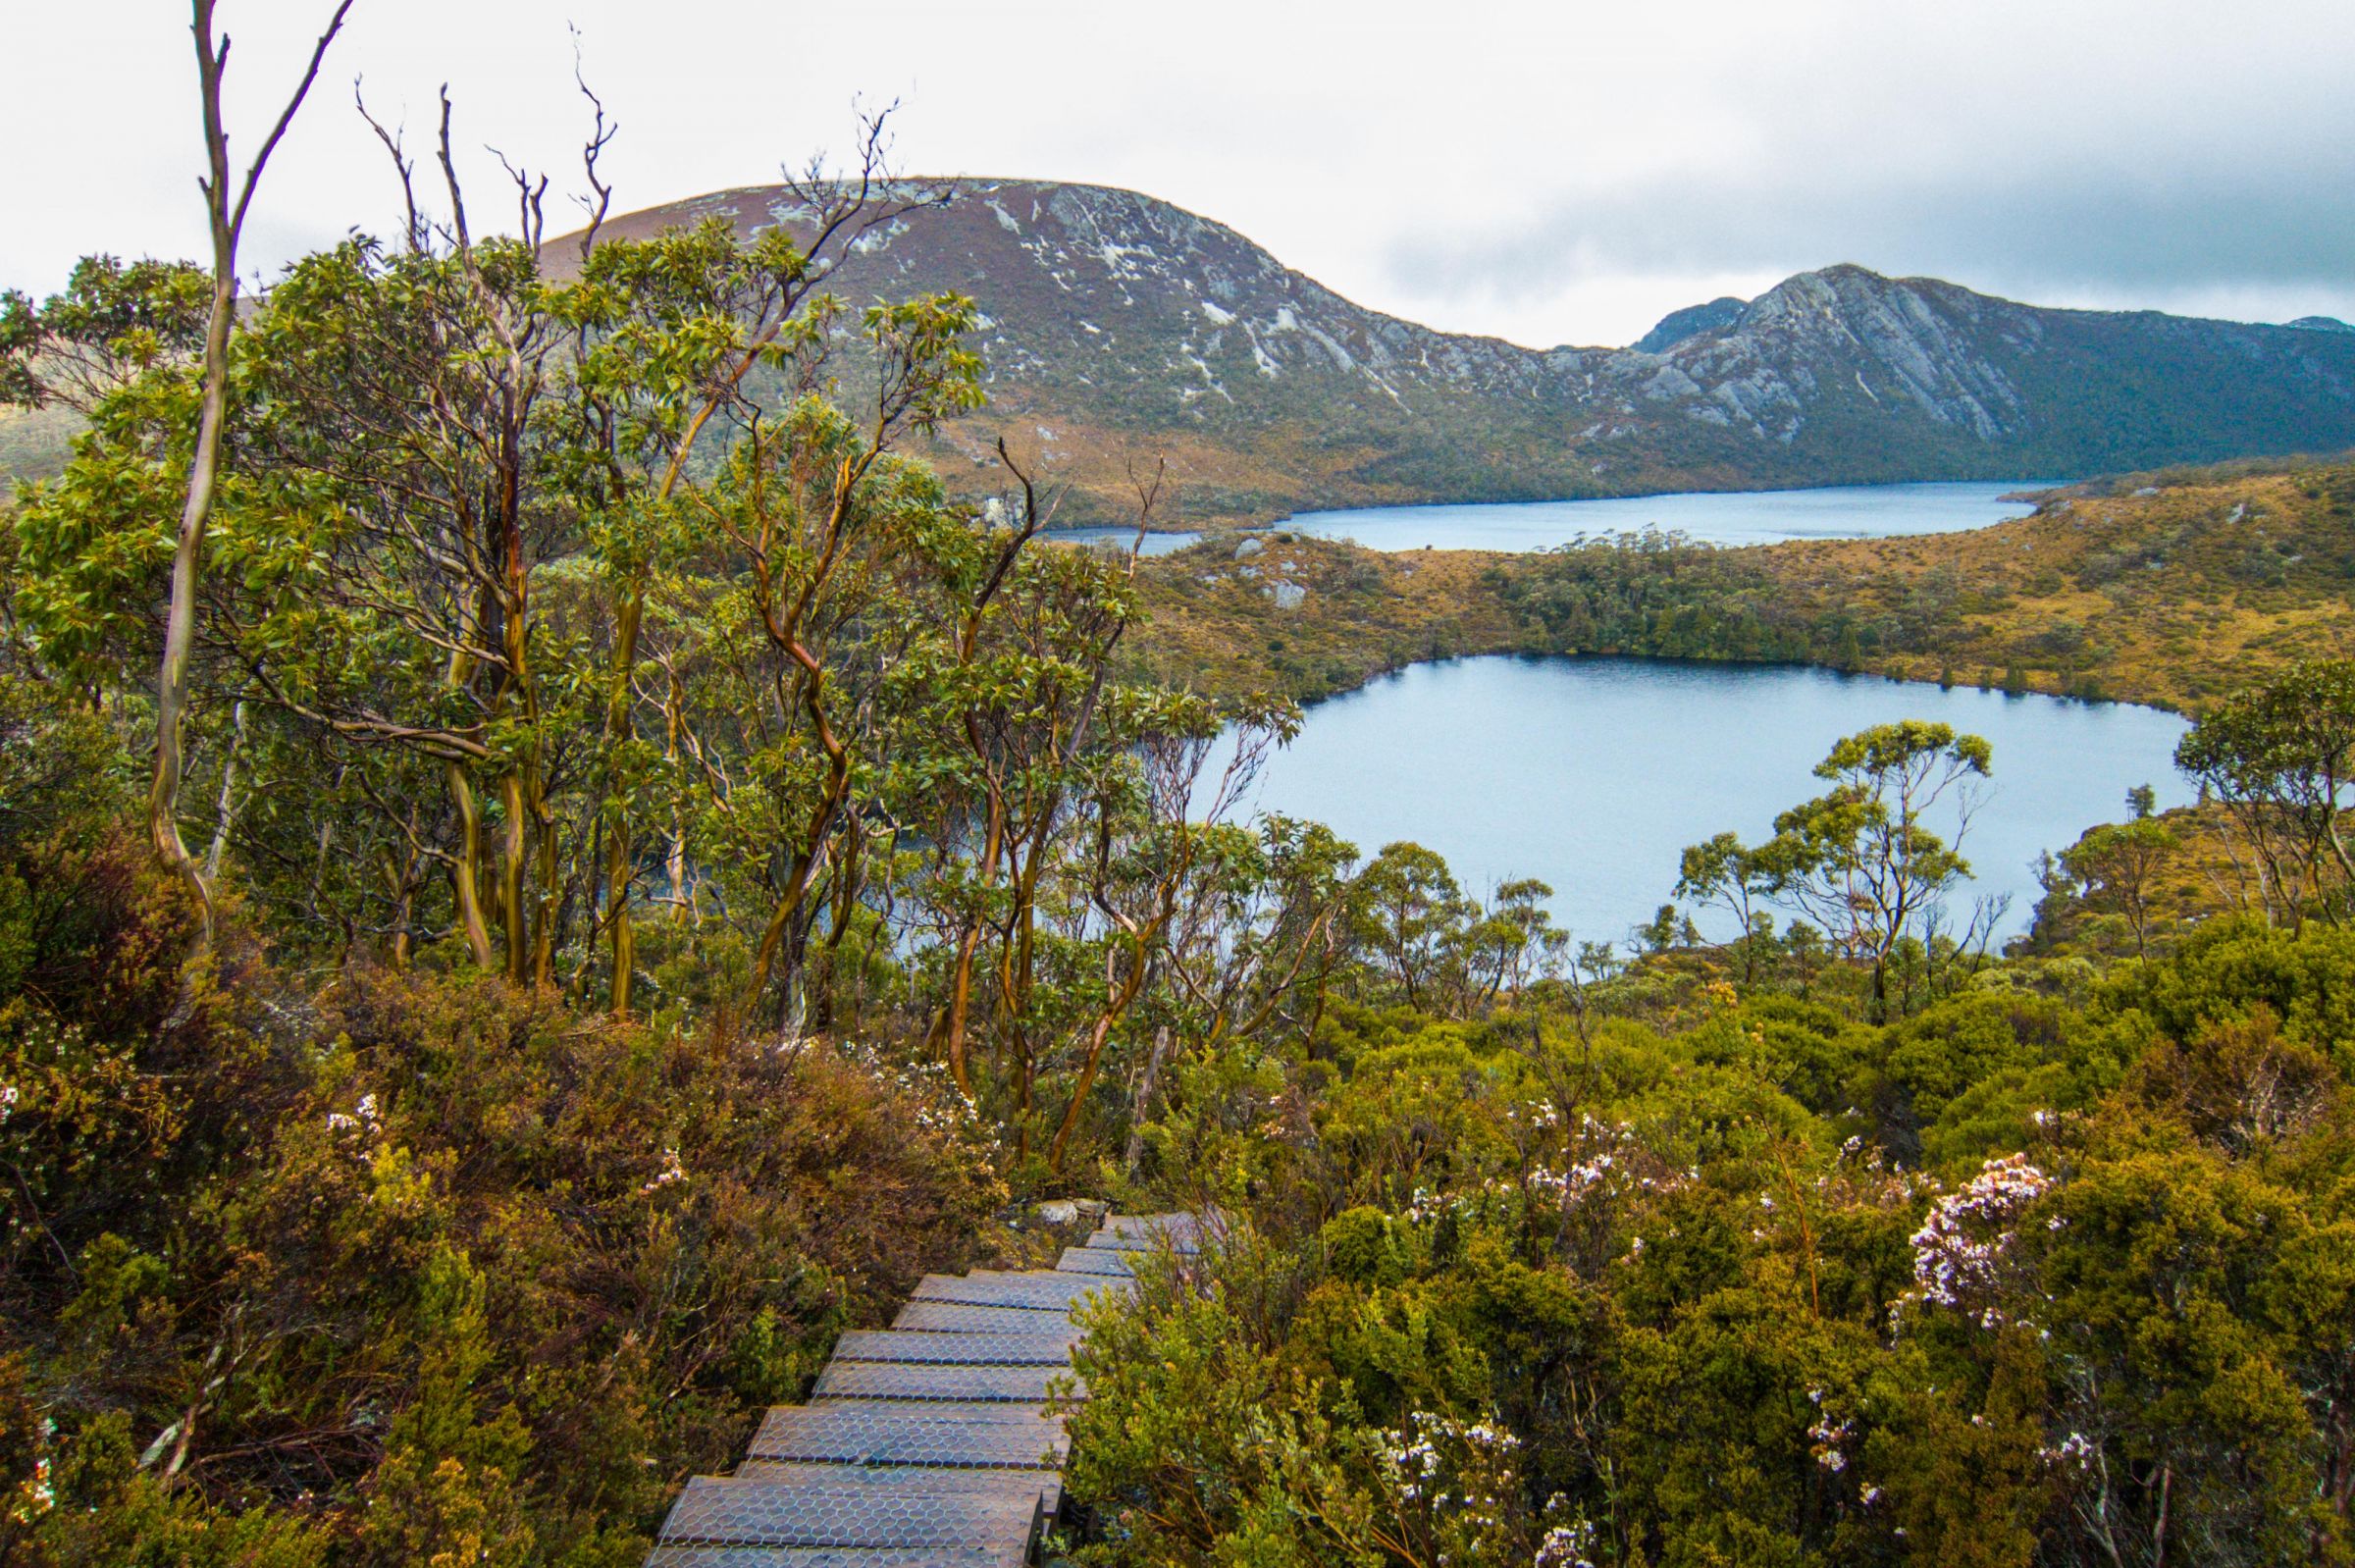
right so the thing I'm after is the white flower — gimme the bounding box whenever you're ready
[640,1147,687,1194]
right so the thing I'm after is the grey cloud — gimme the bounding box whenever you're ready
[1387,156,2355,321]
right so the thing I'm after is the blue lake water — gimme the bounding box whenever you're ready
[1230,656,2190,948]
[1039,526,1201,556]
[1288,481,2054,551]
[1046,480,2057,557]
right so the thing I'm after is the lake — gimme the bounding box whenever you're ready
[1288,481,2054,551]
[1039,526,1201,556]
[1044,480,2057,557]
[1230,655,2191,947]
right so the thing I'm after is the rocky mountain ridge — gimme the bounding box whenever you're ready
[522,180,2355,523]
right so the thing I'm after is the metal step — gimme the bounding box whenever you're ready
[653,1474,1040,1555]
[1084,1231,1198,1254]
[733,1462,1063,1525]
[1053,1246,1134,1277]
[648,1549,1019,1567]
[811,1361,1077,1404]
[799,1398,1057,1423]
[832,1330,1077,1367]
[893,1302,1076,1333]
[1099,1213,1210,1245]
[908,1272,1125,1311]
[746,1407,1067,1471]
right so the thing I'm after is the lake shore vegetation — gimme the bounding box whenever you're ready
[1125,453,2355,712]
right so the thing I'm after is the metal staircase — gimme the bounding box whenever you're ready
[643,1213,1200,1566]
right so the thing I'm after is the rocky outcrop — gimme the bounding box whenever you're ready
[1633,295,1747,354]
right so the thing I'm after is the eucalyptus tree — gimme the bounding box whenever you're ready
[1351,841,1473,1013]
[2174,657,2355,929]
[2058,817,2176,958]
[7,122,990,1006]
[1038,685,1302,1172]
[157,0,354,939]
[1682,720,1991,1018]
[899,453,1142,1103]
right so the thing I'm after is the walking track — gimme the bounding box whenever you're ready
[643,1212,1200,1566]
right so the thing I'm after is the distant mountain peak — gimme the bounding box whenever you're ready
[2288,315,2355,335]
[1633,296,1746,354]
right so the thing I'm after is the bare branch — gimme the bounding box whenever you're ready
[570,26,616,259]
[435,85,471,253]
[352,78,423,252]
[215,0,360,241]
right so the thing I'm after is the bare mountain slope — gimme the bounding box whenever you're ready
[584,180,2355,523]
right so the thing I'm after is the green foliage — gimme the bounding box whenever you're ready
[0,700,1004,1561]
[1074,915,2355,1567]
[1682,722,1995,1020]
[2174,656,2355,927]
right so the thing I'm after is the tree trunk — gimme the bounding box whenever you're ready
[149,262,236,938]
[201,698,247,881]
[602,590,645,1015]
[445,760,495,968]
[1122,1025,1172,1178]
[500,772,528,980]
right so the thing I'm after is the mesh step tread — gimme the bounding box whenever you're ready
[734,1462,1060,1497]
[747,1407,1068,1469]
[648,1549,1022,1567]
[1083,1230,1199,1253]
[655,1476,1039,1551]
[728,1469,1064,1542]
[1053,1246,1135,1277]
[1101,1213,1210,1242]
[799,1398,1057,1422]
[811,1362,1076,1403]
[832,1330,1077,1366]
[644,1214,1191,1568]
[909,1274,1124,1310]
[964,1268,1131,1291]
[893,1302,1077,1333]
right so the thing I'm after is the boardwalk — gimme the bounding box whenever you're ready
[644,1212,1199,1566]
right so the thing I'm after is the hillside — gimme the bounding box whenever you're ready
[584,180,2355,525]
[1124,451,2355,710]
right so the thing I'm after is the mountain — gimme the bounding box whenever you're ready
[579,180,2355,525]
[2289,315,2355,335]
[1633,296,1747,354]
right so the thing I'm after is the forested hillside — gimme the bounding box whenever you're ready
[4,55,2355,1568]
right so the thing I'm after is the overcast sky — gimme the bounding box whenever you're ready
[7,0,2352,348]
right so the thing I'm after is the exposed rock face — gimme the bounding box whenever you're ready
[2289,315,2355,335]
[1633,296,1747,354]
[582,181,2355,524]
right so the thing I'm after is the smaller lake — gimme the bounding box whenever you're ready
[1288,481,2055,552]
[1232,655,2191,947]
[1040,526,1200,556]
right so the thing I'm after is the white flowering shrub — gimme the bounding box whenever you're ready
[1370,1408,1553,1567]
[1906,1152,2056,1329]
